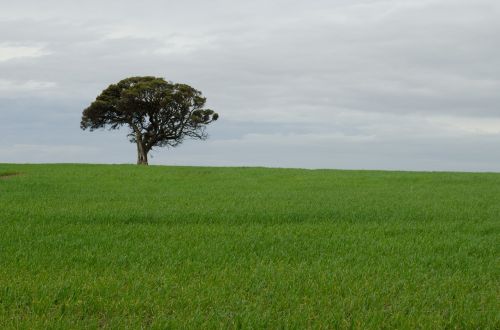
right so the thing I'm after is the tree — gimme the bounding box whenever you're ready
[81,76,218,165]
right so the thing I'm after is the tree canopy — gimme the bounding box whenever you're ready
[81,76,218,165]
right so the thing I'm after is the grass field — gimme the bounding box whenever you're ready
[0,164,498,328]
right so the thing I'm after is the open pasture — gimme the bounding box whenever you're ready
[0,164,498,328]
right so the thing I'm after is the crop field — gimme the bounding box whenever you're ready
[0,164,498,328]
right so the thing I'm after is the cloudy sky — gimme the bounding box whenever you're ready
[1,0,499,171]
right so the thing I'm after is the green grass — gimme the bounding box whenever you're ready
[0,164,498,329]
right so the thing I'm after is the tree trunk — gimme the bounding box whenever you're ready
[136,140,148,165]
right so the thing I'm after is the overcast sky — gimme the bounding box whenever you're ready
[1,0,499,171]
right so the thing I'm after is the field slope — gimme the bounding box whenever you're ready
[0,164,499,328]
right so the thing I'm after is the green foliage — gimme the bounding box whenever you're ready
[81,77,218,164]
[0,164,499,328]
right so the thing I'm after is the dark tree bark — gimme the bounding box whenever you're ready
[136,142,148,165]
[135,132,148,165]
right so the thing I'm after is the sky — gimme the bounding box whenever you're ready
[1,0,499,171]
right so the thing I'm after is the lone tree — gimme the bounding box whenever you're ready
[81,76,218,165]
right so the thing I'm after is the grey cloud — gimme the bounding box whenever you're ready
[0,0,499,170]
